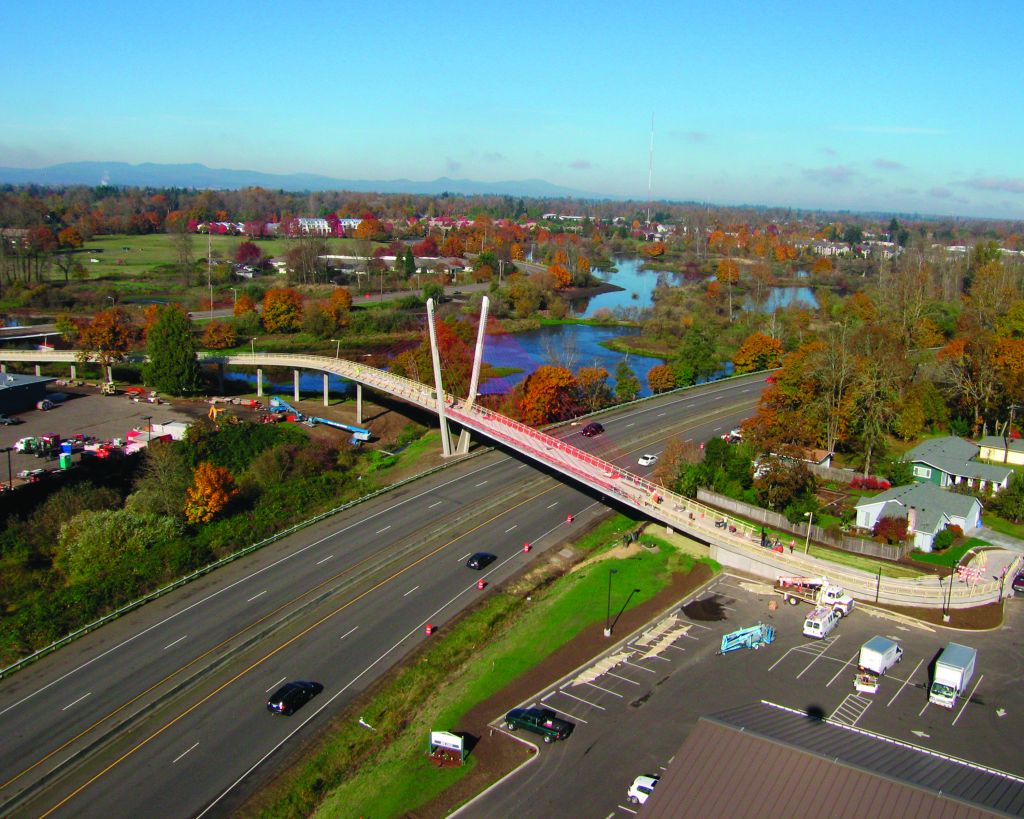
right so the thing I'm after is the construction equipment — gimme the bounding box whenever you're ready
[719,623,775,654]
[774,575,855,616]
[100,382,118,396]
[268,397,371,445]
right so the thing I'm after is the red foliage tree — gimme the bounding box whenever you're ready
[235,241,262,266]
[412,236,439,256]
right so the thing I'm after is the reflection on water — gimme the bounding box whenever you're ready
[572,257,657,318]
[743,286,819,312]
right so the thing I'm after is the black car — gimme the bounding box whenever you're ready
[466,552,497,570]
[503,707,574,742]
[267,680,323,715]
[0,415,20,425]
[1013,571,1024,594]
[581,422,604,438]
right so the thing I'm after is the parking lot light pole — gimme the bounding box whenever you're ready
[604,568,617,637]
[610,588,642,634]
[142,415,152,442]
[331,339,341,359]
[804,511,814,554]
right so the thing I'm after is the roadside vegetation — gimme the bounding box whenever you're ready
[247,515,717,819]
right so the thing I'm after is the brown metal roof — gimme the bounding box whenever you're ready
[643,702,1022,819]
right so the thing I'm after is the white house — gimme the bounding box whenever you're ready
[854,482,982,553]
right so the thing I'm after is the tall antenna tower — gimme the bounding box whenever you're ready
[647,112,655,225]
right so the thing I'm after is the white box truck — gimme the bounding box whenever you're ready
[854,636,903,693]
[929,643,977,709]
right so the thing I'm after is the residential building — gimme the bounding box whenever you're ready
[976,435,1024,467]
[903,437,1012,493]
[854,482,982,552]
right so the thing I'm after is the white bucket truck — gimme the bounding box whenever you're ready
[929,643,977,709]
[854,636,903,693]
[775,576,855,616]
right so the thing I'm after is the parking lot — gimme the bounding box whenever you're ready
[473,574,1024,818]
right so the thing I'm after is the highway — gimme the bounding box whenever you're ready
[0,374,765,817]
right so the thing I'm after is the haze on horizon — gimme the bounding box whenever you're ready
[3,0,1022,220]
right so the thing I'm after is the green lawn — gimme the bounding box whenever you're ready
[254,515,713,819]
[911,537,987,568]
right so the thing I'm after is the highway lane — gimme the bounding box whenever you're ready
[0,374,766,815]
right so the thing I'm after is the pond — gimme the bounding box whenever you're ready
[571,257,655,318]
[743,286,819,312]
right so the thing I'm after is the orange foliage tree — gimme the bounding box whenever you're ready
[517,366,580,426]
[732,332,784,373]
[647,364,676,393]
[184,462,239,523]
[354,218,388,241]
[202,321,238,349]
[846,292,876,323]
[261,288,304,333]
[440,235,465,258]
[77,308,135,368]
[643,242,666,258]
[548,263,572,289]
[234,293,257,316]
[811,257,833,274]
[58,226,83,248]
[330,287,353,313]
[576,366,613,412]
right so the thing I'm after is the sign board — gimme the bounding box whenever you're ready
[429,731,464,756]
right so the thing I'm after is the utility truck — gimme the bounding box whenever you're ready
[854,636,903,694]
[929,643,977,709]
[774,575,855,616]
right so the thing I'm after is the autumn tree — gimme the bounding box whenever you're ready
[167,212,195,286]
[938,335,1000,435]
[144,306,202,395]
[234,293,257,316]
[440,234,465,258]
[262,288,304,333]
[58,226,83,249]
[811,257,833,275]
[614,359,641,402]
[647,364,676,393]
[77,308,134,370]
[576,366,613,412]
[235,241,263,266]
[354,218,388,242]
[717,258,740,320]
[202,320,238,350]
[517,366,580,425]
[732,332,784,374]
[184,462,239,523]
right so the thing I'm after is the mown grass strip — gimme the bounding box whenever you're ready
[911,537,988,568]
[250,516,711,818]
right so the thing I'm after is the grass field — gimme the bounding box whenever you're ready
[911,537,988,568]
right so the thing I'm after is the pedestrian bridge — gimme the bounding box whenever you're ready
[0,347,1011,610]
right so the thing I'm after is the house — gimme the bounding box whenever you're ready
[903,436,1012,493]
[854,482,982,552]
[976,435,1024,468]
[296,217,330,236]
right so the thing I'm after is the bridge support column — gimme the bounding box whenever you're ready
[0,364,5,373]
[218,362,224,393]
[256,369,263,397]
[105,365,113,383]
[426,298,453,457]
[455,296,489,456]
[356,383,363,425]
[293,370,300,402]
[70,364,77,380]
[35,364,41,377]
[323,373,329,407]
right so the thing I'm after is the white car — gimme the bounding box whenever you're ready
[637,453,658,467]
[627,774,660,804]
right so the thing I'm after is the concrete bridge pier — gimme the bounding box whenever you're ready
[256,369,263,397]
[293,370,300,402]
[323,373,329,407]
[35,365,41,376]
[70,364,77,380]
[106,365,113,383]
[356,383,363,425]
[0,364,5,373]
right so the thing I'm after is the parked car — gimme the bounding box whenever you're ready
[1012,571,1024,594]
[581,422,604,438]
[466,552,497,570]
[266,681,323,715]
[503,707,573,742]
[637,453,658,467]
[0,415,21,425]
[627,774,660,805]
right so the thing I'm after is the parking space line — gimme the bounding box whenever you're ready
[622,659,657,674]
[582,681,623,698]
[632,650,672,662]
[797,638,838,678]
[663,642,689,651]
[558,689,606,710]
[952,675,984,727]
[538,699,588,724]
[618,807,637,815]
[918,700,931,717]
[887,658,923,707]
[827,651,859,687]
[680,620,713,631]
[606,671,641,686]
[830,693,872,726]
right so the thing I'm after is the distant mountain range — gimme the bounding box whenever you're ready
[0,161,607,199]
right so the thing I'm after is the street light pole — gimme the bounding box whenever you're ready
[142,415,152,442]
[804,511,814,554]
[604,568,617,637]
[332,339,340,359]
[0,446,12,490]
[231,287,237,308]
[250,337,256,357]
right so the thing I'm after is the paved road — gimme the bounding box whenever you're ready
[0,375,766,817]
[471,575,1024,818]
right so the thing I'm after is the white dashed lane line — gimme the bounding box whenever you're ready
[173,742,199,764]
[246,590,267,602]
[163,635,188,650]
[403,586,419,597]
[61,693,91,711]
[315,555,334,565]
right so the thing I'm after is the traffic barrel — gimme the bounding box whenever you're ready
[566,514,574,524]
[425,623,435,636]
[523,542,531,553]
[477,578,486,590]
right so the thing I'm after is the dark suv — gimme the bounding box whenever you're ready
[267,681,323,715]
[581,422,604,438]
[503,707,573,743]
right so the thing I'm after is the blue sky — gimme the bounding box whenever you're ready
[4,1,1022,219]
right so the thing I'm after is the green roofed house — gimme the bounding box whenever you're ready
[854,482,982,552]
[902,436,1011,494]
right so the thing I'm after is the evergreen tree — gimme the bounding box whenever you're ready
[614,358,641,402]
[403,248,416,278]
[144,307,202,396]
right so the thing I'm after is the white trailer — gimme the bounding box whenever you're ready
[854,636,903,693]
[929,643,977,709]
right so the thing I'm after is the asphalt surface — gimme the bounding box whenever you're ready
[471,574,1024,818]
[0,374,766,817]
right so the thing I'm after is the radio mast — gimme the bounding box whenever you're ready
[647,112,654,225]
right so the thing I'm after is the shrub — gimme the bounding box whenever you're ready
[873,514,908,544]
[850,476,891,491]
[932,528,955,551]
[947,524,963,539]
